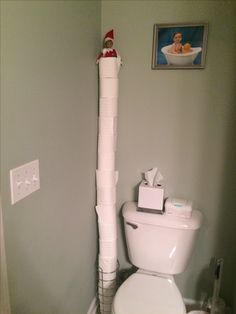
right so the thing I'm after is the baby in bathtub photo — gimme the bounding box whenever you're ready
[169,32,192,54]
[152,23,208,69]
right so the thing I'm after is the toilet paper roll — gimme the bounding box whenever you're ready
[98,133,117,153]
[99,97,118,117]
[99,116,117,136]
[99,239,117,258]
[97,151,115,170]
[98,275,117,288]
[99,255,117,273]
[98,222,117,240]
[96,170,119,188]
[99,57,120,78]
[99,304,112,314]
[96,205,116,224]
[99,302,113,314]
[100,78,119,99]
[98,285,116,298]
[98,263,117,282]
[97,187,116,205]
[98,294,116,311]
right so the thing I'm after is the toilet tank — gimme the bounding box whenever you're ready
[123,202,203,274]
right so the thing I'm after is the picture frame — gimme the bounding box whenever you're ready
[152,23,208,69]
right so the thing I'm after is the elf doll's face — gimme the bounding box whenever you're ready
[104,40,113,48]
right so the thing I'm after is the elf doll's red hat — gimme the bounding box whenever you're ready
[104,30,114,42]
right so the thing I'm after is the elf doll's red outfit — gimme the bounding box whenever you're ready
[96,30,121,63]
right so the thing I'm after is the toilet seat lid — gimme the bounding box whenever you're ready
[113,273,186,314]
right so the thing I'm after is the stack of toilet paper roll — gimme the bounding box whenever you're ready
[96,57,121,314]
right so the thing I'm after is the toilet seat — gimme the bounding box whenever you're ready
[112,272,186,314]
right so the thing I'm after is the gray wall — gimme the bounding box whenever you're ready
[101,0,236,311]
[1,1,100,313]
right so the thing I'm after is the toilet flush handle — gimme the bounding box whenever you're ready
[126,222,138,229]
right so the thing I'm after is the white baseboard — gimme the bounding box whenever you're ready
[87,296,98,314]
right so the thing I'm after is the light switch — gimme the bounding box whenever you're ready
[10,160,40,205]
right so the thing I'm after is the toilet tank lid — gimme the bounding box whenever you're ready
[123,202,202,230]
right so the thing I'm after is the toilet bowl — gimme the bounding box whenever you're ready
[112,201,202,314]
[112,272,186,314]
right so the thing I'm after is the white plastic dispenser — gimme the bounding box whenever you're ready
[165,197,193,218]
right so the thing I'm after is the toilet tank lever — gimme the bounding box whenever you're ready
[126,222,138,229]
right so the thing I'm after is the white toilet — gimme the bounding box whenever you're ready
[112,201,203,314]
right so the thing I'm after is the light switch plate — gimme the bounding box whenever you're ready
[10,160,40,205]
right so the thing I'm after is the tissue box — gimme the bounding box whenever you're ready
[138,180,164,211]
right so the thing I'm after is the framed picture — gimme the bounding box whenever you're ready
[152,23,208,69]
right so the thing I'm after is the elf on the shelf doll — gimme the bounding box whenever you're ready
[96,30,121,63]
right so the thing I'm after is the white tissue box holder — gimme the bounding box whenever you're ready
[138,180,164,211]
